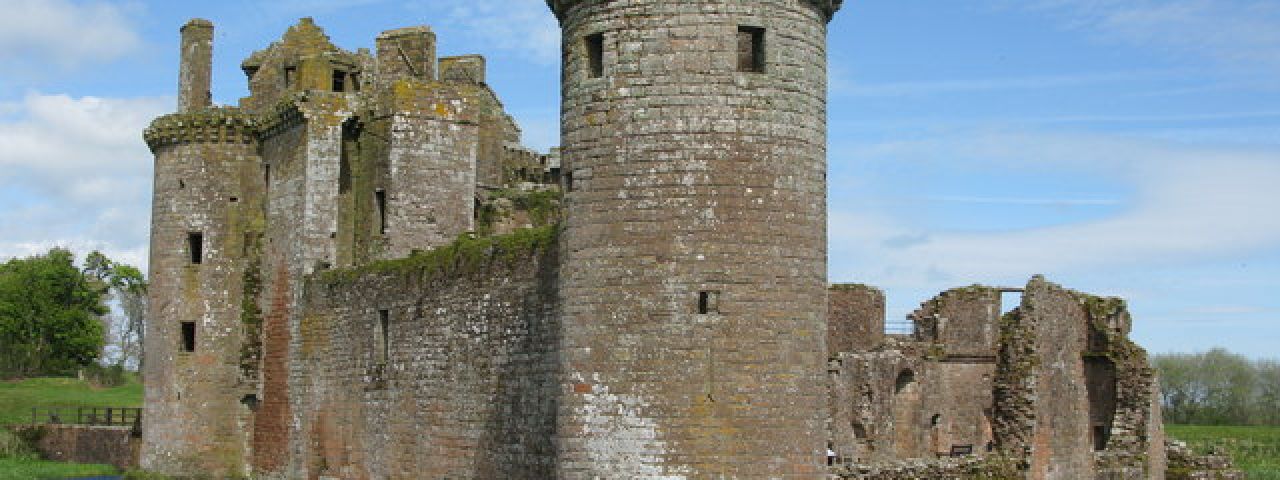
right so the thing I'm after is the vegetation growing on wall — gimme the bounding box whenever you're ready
[475,188,563,236]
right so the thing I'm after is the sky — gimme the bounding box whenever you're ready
[0,0,1276,357]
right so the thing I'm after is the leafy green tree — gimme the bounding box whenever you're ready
[0,248,107,377]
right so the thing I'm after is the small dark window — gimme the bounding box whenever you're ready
[332,70,346,92]
[284,66,297,88]
[585,33,604,78]
[244,66,259,81]
[1093,425,1110,451]
[178,179,185,189]
[377,309,390,365]
[187,232,203,264]
[698,291,720,314]
[264,164,271,191]
[738,26,766,73]
[229,196,239,203]
[564,171,574,192]
[351,73,361,92]
[180,322,196,352]
[375,189,387,235]
[240,394,259,411]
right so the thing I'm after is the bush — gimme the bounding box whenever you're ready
[0,428,35,460]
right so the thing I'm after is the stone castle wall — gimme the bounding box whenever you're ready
[554,0,837,476]
[289,228,559,479]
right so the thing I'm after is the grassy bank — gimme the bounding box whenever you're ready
[1167,424,1280,479]
[0,456,117,479]
[0,376,142,426]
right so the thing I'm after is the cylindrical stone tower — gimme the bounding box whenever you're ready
[548,1,840,477]
[178,18,213,112]
[141,19,261,477]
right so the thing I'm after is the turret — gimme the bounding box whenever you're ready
[549,0,841,477]
[177,19,213,112]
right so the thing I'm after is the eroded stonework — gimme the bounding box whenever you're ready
[143,3,1185,479]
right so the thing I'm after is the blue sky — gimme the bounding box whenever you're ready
[0,0,1276,357]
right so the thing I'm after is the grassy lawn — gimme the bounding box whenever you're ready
[0,376,142,426]
[0,456,117,479]
[1167,424,1280,479]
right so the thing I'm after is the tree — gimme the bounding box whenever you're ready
[0,248,107,377]
[107,262,147,370]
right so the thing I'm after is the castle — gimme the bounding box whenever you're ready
[141,2,1189,478]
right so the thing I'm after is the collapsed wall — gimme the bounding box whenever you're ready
[291,227,560,479]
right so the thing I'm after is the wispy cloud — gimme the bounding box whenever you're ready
[999,0,1280,78]
[426,0,560,65]
[0,0,142,69]
[830,129,1280,289]
[0,92,168,270]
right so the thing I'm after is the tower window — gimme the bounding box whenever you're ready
[564,171,574,192]
[377,309,390,365]
[698,291,720,314]
[738,26,766,73]
[585,33,604,78]
[375,189,387,235]
[187,232,203,264]
[180,322,196,352]
[284,66,297,88]
[332,70,346,92]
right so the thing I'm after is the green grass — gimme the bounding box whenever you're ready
[1167,424,1280,479]
[0,456,117,479]
[0,376,142,426]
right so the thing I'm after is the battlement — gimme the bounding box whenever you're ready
[546,0,844,21]
[143,107,257,150]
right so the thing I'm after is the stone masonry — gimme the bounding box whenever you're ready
[143,3,1185,479]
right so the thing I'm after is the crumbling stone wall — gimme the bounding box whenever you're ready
[16,425,141,471]
[911,286,1001,358]
[291,228,560,479]
[829,284,885,355]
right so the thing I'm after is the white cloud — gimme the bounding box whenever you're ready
[0,92,168,271]
[0,0,142,68]
[829,130,1280,289]
[1003,0,1280,77]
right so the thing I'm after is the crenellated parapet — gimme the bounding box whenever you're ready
[143,107,257,151]
[546,0,843,21]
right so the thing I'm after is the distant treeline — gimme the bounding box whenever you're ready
[1154,348,1280,426]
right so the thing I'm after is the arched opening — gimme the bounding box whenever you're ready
[891,369,922,458]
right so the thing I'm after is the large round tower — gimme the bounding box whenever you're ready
[548,1,841,477]
[140,19,261,477]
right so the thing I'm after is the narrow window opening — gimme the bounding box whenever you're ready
[284,66,297,88]
[351,73,361,92]
[339,122,358,194]
[737,26,766,73]
[178,179,185,189]
[1093,425,1110,451]
[585,33,604,78]
[332,70,346,92]
[377,309,390,365]
[564,171,574,192]
[229,196,239,203]
[697,291,720,314]
[264,164,271,192]
[187,232,203,264]
[180,322,196,352]
[374,189,387,235]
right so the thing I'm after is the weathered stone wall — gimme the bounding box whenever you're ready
[828,284,885,355]
[383,114,477,258]
[911,286,1001,358]
[992,276,1166,480]
[289,228,560,479]
[178,19,213,112]
[141,108,260,477]
[17,425,141,471]
[553,1,838,477]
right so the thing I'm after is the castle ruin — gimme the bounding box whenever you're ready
[141,2,1192,478]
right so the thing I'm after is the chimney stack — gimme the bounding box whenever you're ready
[178,18,214,112]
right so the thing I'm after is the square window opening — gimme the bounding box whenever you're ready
[698,291,721,314]
[332,70,346,92]
[187,232,203,264]
[180,322,196,352]
[738,26,766,73]
[585,33,604,78]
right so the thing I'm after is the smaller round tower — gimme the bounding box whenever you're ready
[140,19,263,477]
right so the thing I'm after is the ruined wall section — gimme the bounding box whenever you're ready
[553,1,838,476]
[141,108,261,477]
[992,276,1165,480]
[911,286,1001,358]
[828,284,885,355]
[290,227,560,479]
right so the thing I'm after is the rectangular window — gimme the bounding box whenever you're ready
[187,232,203,264]
[264,164,271,192]
[332,70,346,92]
[351,73,361,92]
[284,66,297,88]
[698,291,720,314]
[375,189,387,234]
[180,322,196,352]
[585,33,604,78]
[377,309,390,365]
[564,171,574,192]
[738,26,766,73]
